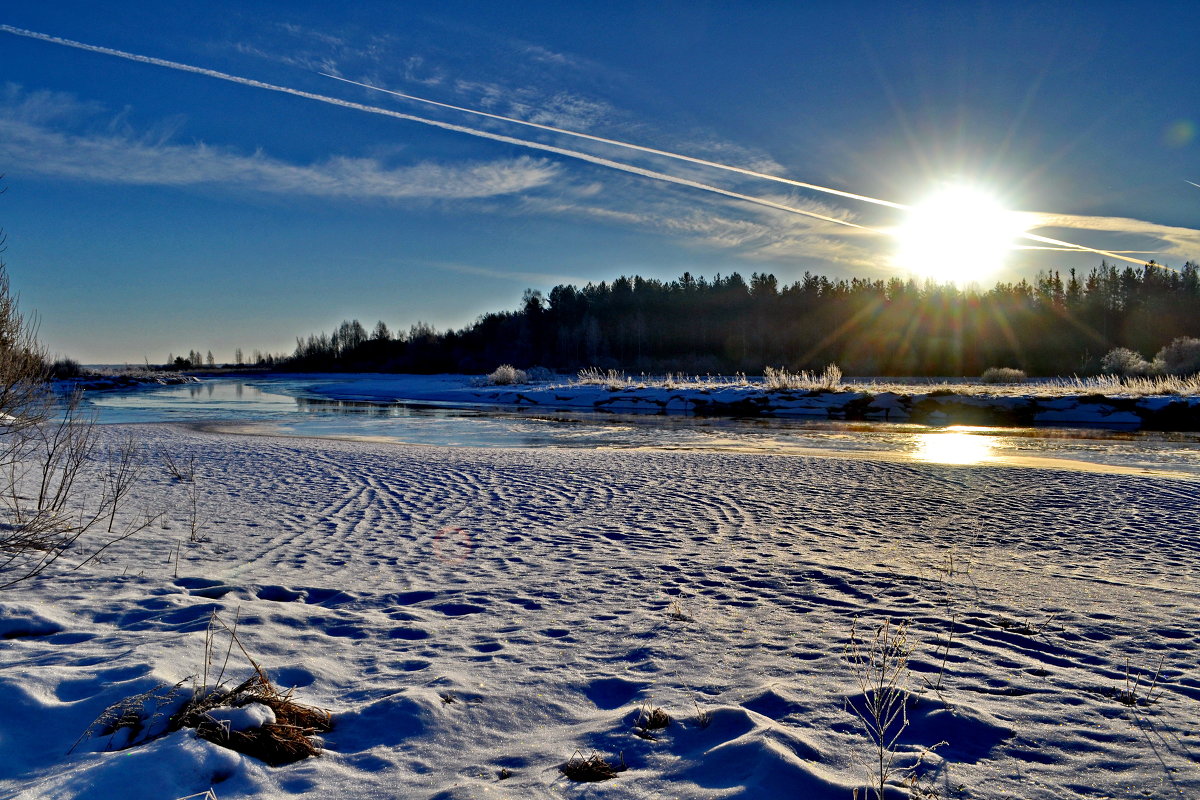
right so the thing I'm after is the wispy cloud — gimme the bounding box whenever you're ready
[1029,211,1200,262]
[230,20,619,133]
[515,181,881,271]
[0,86,560,200]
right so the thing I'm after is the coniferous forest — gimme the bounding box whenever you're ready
[278,261,1200,377]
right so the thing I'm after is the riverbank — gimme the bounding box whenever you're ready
[54,369,200,393]
[299,373,1200,430]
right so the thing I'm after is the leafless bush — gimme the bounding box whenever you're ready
[0,241,155,587]
[0,402,159,588]
[486,364,528,385]
[185,475,209,543]
[846,619,912,800]
[163,450,197,482]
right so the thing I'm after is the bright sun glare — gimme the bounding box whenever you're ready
[893,185,1028,284]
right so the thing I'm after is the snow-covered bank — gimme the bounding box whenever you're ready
[2,424,1197,799]
[299,373,1200,430]
[54,370,200,393]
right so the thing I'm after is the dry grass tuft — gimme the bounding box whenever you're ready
[692,699,712,729]
[666,599,692,622]
[637,702,671,731]
[176,668,333,766]
[75,611,332,765]
[632,701,671,740]
[1108,656,1165,707]
[763,364,843,391]
[175,611,332,765]
[560,750,626,782]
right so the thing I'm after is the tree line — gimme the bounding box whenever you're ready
[274,260,1200,377]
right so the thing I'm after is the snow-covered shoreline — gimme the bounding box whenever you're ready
[297,373,1200,430]
[54,371,200,393]
[2,423,1197,798]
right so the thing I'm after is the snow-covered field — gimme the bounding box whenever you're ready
[2,423,1198,799]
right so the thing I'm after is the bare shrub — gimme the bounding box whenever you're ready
[0,233,155,587]
[487,364,528,385]
[980,367,1027,384]
[50,358,85,379]
[846,619,912,800]
[0,402,159,589]
[163,450,197,482]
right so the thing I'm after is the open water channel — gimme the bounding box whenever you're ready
[83,375,1200,479]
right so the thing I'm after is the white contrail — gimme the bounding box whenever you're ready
[0,24,873,232]
[0,24,1162,267]
[320,72,908,211]
[1188,180,1200,190]
[322,76,1173,270]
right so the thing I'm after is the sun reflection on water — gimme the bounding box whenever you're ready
[913,428,999,465]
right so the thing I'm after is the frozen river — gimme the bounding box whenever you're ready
[83,375,1200,478]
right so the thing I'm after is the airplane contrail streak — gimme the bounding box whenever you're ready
[320,72,908,211]
[0,24,1163,268]
[0,24,875,233]
[1188,180,1200,190]
[325,73,1163,269]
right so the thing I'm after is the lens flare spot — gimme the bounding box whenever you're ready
[1165,120,1196,148]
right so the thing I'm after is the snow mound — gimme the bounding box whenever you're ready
[0,602,68,638]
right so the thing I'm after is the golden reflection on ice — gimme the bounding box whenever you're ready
[913,429,998,465]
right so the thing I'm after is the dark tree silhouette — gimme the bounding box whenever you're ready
[275,261,1200,377]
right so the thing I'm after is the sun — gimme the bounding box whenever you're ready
[892,184,1028,284]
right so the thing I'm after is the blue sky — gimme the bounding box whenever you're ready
[2,0,1198,363]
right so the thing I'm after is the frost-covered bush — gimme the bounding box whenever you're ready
[1154,337,1200,376]
[525,366,555,383]
[1100,347,1156,377]
[486,364,528,385]
[980,367,1027,384]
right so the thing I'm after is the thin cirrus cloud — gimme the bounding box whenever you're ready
[1029,212,1200,262]
[242,20,619,133]
[0,83,869,266]
[514,182,879,270]
[0,87,561,200]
